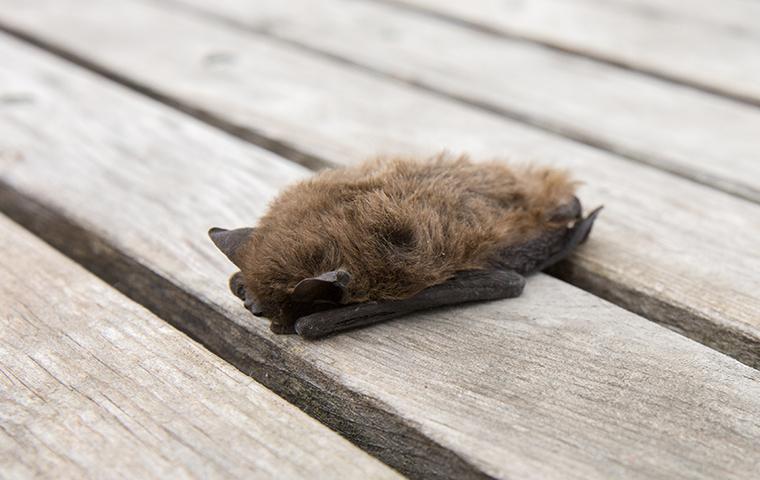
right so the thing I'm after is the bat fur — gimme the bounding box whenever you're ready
[210,153,600,335]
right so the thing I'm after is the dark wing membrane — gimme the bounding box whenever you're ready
[492,206,603,275]
[491,228,568,275]
[295,269,526,339]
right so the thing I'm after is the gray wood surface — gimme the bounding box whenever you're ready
[2,34,760,480]
[1,0,758,368]
[387,0,760,105]
[0,214,401,480]
[160,0,760,203]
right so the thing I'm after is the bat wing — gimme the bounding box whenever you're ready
[294,269,526,339]
[493,206,603,275]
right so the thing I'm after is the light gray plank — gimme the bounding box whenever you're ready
[2,33,760,480]
[158,0,760,203]
[0,215,401,480]
[599,0,760,32]
[0,0,758,368]
[388,0,760,104]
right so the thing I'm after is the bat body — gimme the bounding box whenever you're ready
[210,154,601,337]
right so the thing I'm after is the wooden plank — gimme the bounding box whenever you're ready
[3,33,760,480]
[0,215,401,479]
[603,0,760,32]
[0,0,758,368]
[385,0,760,105]
[5,0,760,202]
[157,0,760,204]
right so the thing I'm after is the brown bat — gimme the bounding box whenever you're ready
[209,154,601,338]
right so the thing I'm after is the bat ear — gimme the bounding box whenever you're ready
[291,270,351,304]
[208,227,255,268]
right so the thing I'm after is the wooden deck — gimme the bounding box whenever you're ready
[1,1,759,478]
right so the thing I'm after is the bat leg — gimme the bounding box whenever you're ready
[295,269,525,339]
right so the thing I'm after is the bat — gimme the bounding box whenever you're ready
[209,154,602,338]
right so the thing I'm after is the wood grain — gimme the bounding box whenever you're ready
[153,0,760,204]
[6,0,760,201]
[0,0,758,368]
[2,33,760,480]
[595,0,760,32]
[0,215,401,480]
[386,0,760,104]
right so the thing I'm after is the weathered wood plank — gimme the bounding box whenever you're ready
[386,0,760,105]
[159,0,760,203]
[1,0,758,368]
[603,0,760,32]
[0,215,401,479]
[6,0,760,202]
[2,33,760,480]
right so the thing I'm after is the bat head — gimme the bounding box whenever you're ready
[209,227,353,333]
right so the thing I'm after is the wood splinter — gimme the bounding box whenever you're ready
[209,154,602,338]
